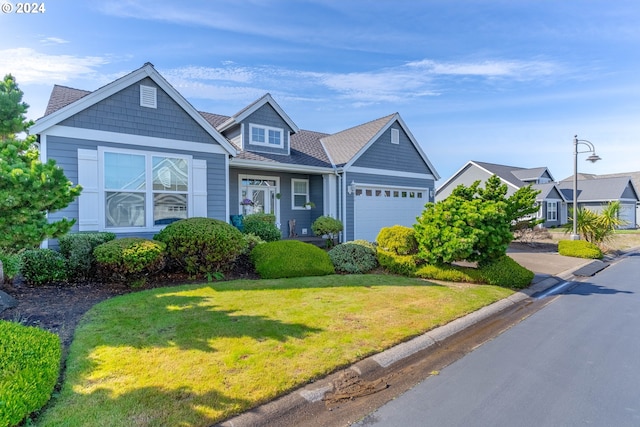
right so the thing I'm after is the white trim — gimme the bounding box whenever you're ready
[31,63,237,156]
[352,182,430,191]
[249,123,284,149]
[238,173,281,224]
[42,125,229,155]
[347,166,435,181]
[139,85,157,108]
[225,155,230,221]
[229,158,334,174]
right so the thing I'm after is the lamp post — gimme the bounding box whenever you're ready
[571,135,602,240]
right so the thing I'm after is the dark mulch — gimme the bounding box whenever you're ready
[0,255,259,351]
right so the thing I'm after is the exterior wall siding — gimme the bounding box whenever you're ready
[60,78,218,144]
[241,104,292,155]
[352,123,432,175]
[437,166,494,200]
[45,135,227,244]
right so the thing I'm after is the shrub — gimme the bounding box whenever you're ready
[558,239,603,259]
[376,225,418,255]
[243,233,266,254]
[415,263,483,283]
[350,239,377,251]
[58,232,116,280]
[0,252,22,284]
[154,217,247,275]
[94,238,166,284]
[20,249,68,286]
[0,320,61,427]
[243,214,281,242]
[328,242,378,274]
[377,248,419,276]
[251,240,334,279]
[311,216,344,248]
[478,256,534,288]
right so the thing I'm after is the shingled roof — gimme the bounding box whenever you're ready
[44,85,91,116]
[557,176,638,202]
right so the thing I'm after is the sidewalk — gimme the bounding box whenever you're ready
[220,248,599,427]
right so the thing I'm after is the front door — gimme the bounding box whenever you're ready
[240,177,279,223]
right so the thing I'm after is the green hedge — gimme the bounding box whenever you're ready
[0,253,22,284]
[0,320,61,427]
[242,214,281,242]
[251,240,334,279]
[377,248,420,276]
[155,217,247,275]
[415,256,534,289]
[328,242,378,274]
[558,239,603,259]
[94,238,166,284]
[20,249,68,286]
[58,232,116,280]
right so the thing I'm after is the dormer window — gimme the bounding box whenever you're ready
[249,124,283,148]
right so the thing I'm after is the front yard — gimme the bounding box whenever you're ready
[35,274,513,426]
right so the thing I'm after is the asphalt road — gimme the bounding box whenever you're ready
[352,254,640,427]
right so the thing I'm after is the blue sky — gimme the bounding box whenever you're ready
[1,0,639,183]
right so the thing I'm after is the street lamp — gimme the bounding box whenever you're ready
[571,135,601,240]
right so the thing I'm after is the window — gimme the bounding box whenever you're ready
[103,150,190,228]
[249,124,284,148]
[292,179,309,209]
[547,201,557,221]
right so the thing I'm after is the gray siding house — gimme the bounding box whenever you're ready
[436,160,566,227]
[32,63,440,245]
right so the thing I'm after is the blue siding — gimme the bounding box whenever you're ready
[241,104,292,155]
[353,123,432,175]
[60,78,219,144]
[46,135,227,242]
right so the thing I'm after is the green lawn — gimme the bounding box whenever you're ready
[36,275,513,427]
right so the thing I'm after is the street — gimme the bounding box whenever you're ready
[353,254,640,427]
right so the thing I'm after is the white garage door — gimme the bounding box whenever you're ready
[353,186,428,242]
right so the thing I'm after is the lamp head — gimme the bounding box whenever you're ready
[586,154,601,163]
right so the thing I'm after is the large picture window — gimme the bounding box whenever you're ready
[103,150,190,228]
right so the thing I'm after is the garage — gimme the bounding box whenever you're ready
[353,186,428,242]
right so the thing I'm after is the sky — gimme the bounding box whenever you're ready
[1,0,639,184]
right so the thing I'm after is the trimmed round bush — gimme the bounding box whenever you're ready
[376,225,418,255]
[0,320,61,427]
[377,249,419,276]
[558,239,603,259]
[20,249,68,286]
[251,240,334,279]
[311,216,344,248]
[154,217,248,275]
[94,237,166,283]
[328,242,378,274]
[478,256,534,288]
[0,252,22,284]
[58,232,116,280]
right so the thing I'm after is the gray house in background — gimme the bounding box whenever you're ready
[436,161,566,227]
[31,63,440,245]
[557,176,639,229]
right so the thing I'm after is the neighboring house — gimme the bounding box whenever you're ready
[557,175,639,229]
[436,160,566,227]
[31,63,440,246]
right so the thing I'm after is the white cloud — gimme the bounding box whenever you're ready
[407,59,560,79]
[40,37,70,45]
[0,48,109,84]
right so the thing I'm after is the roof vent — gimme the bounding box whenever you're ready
[140,85,157,109]
[391,128,399,144]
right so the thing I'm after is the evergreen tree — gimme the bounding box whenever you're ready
[0,74,82,253]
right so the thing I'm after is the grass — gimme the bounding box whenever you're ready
[36,274,513,427]
[547,228,640,251]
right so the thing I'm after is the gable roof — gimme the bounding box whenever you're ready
[557,176,639,202]
[532,183,567,202]
[217,93,300,134]
[32,63,237,156]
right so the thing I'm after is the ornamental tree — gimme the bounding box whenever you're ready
[0,74,82,253]
[414,175,540,266]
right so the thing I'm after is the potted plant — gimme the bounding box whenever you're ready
[303,201,315,210]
